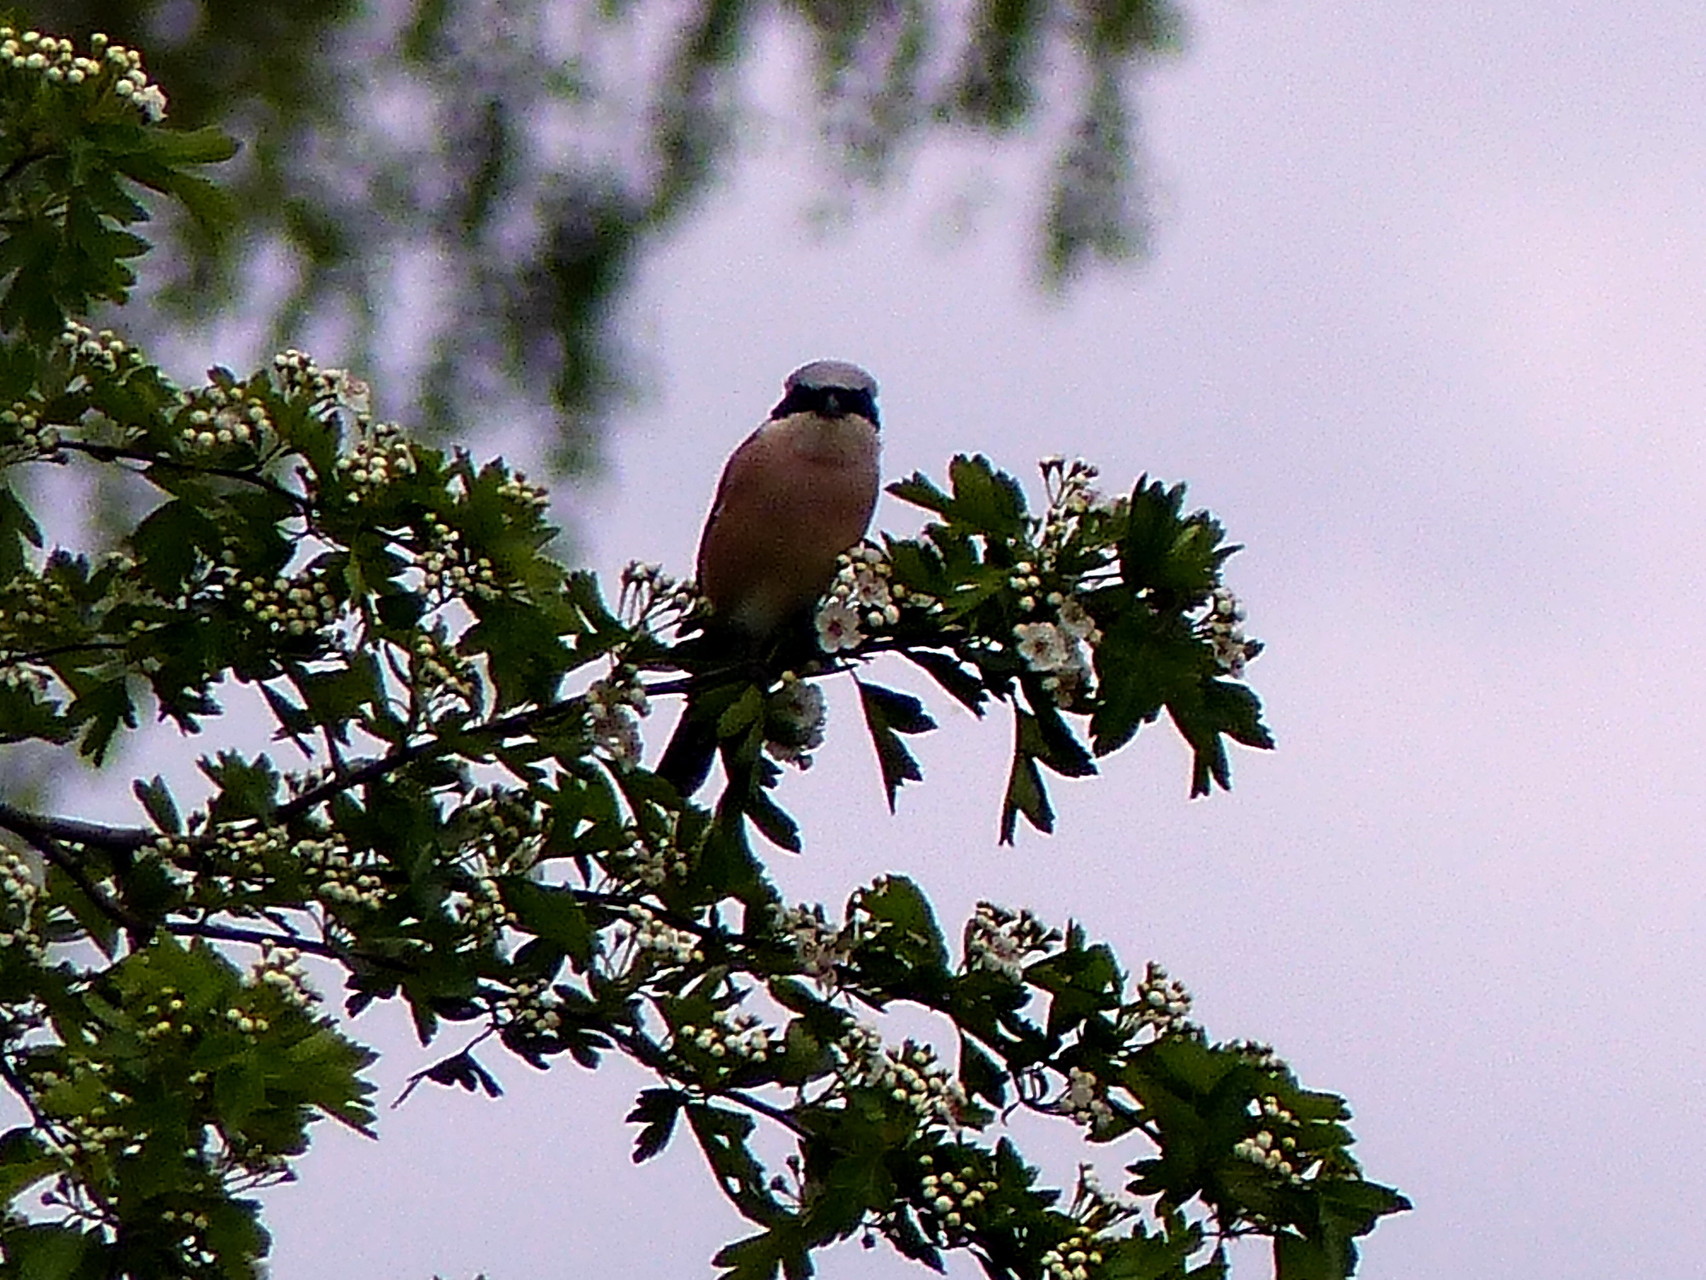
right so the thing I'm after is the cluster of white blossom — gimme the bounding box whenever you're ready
[57,321,141,377]
[614,830,689,888]
[915,1152,997,1240]
[1069,1163,1141,1224]
[0,402,58,459]
[0,660,48,695]
[497,470,550,512]
[40,1087,132,1161]
[178,379,274,454]
[457,789,543,876]
[815,545,904,654]
[586,674,648,765]
[272,349,371,414]
[157,825,286,900]
[410,625,480,708]
[251,943,318,1011]
[0,28,168,120]
[296,835,386,910]
[417,512,500,602]
[763,674,827,768]
[675,1008,773,1065]
[963,902,1055,980]
[774,902,851,985]
[1199,586,1261,678]
[498,977,564,1039]
[618,561,695,629]
[447,871,514,941]
[1124,961,1194,1038]
[1039,1227,1107,1280]
[157,1210,221,1272]
[225,570,341,639]
[1232,1098,1308,1184]
[135,985,216,1042]
[1227,1039,1285,1071]
[0,846,45,960]
[0,569,70,637]
[334,419,417,496]
[839,1034,967,1128]
[222,1004,272,1038]
[1012,592,1099,696]
[623,904,704,965]
[1055,1065,1116,1134]
[1038,455,1109,518]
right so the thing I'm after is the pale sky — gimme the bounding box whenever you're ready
[251,3,1706,1276]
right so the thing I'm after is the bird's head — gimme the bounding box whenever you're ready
[771,360,880,429]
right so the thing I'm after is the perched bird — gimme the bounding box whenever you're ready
[655,360,882,795]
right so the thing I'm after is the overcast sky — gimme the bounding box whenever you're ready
[258,3,1706,1276]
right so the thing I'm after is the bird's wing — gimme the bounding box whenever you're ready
[695,424,766,583]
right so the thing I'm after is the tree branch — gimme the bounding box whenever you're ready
[53,440,311,513]
[0,801,155,856]
[30,831,149,941]
[276,694,587,820]
[166,918,348,961]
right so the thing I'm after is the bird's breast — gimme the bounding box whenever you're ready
[696,411,880,636]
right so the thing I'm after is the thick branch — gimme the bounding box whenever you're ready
[0,802,155,856]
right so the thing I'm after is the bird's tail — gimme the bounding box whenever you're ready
[655,700,719,797]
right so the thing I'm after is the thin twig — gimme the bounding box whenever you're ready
[276,694,585,820]
[166,919,347,961]
[54,440,311,513]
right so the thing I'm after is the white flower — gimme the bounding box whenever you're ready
[1013,621,1071,672]
[1056,597,1097,643]
[134,82,168,121]
[816,599,863,652]
[764,677,827,768]
[587,701,642,765]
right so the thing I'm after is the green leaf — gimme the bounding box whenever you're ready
[627,1088,687,1163]
[199,751,282,823]
[687,1104,779,1222]
[502,879,593,963]
[885,471,953,517]
[131,775,181,833]
[0,483,43,579]
[1097,1226,1203,1280]
[152,126,243,166]
[856,678,933,811]
[3,1222,94,1280]
[742,788,801,854]
[1021,687,1096,778]
[66,676,136,765]
[854,874,948,975]
[948,453,1028,536]
[1274,1231,1343,1280]
[1089,610,1201,757]
[1167,678,1275,797]
[713,1225,809,1280]
[1119,477,1233,599]
[901,648,987,715]
[958,1034,1007,1106]
[0,1128,57,1205]
[1002,711,1055,843]
[131,499,223,595]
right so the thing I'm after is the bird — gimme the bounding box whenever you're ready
[655,360,882,796]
